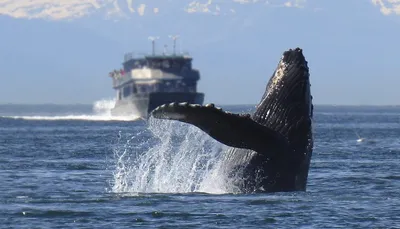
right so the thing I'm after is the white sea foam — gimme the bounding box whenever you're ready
[3,99,139,121]
[111,117,238,194]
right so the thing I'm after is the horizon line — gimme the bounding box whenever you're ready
[1,103,400,107]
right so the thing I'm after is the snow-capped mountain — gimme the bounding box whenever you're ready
[0,0,399,105]
[0,0,308,21]
[0,0,398,22]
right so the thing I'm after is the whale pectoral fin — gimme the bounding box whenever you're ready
[151,103,289,156]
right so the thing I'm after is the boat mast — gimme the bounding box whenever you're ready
[169,35,179,55]
[148,36,159,56]
[163,45,168,55]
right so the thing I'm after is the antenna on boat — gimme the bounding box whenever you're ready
[168,35,179,55]
[180,37,183,54]
[163,44,168,55]
[148,36,159,56]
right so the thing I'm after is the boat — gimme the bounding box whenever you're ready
[108,36,204,119]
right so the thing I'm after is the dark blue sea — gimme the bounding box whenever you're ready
[1,102,399,228]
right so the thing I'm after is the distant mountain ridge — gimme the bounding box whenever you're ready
[0,0,400,105]
[0,0,310,20]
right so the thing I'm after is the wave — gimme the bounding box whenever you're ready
[1,99,140,121]
[4,115,138,121]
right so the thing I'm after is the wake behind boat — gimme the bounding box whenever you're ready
[108,36,204,119]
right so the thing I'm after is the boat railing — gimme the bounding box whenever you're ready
[112,71,182,88]
[124,51,192,62]
[124,52,147,62]
[112,77,124,88]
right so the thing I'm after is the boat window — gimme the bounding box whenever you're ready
[162,60,170,68]
[154,83,160,91]
[137,85,147,94]
[171,61,180,69]
[150,61,161,68]
[123,85,131,97]
[164,82,171,92]
[142,84,154,93]
[132,83,137,94]
[184,61,192,69]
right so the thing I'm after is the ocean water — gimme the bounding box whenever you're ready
[0,101,399,228]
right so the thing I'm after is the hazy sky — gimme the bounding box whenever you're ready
[0,0,399,105]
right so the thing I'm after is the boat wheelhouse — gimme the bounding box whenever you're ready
[109,36,204,118]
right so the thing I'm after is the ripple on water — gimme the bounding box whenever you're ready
[1,106,400,228]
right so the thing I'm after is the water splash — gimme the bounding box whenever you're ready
[111,117,239,194]
[92,99,117,116]
[3,99,139,121]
